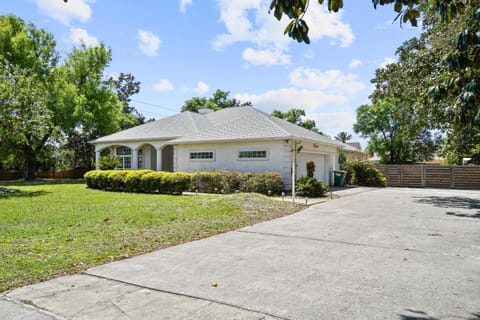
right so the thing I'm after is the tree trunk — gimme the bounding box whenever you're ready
[23,151,37,180]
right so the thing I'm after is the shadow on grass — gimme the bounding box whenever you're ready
[413,195,480,219]
[0,187,50,198]
[0,179,85,187]
[398,309,480,320]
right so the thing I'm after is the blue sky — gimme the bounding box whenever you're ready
[2,0,421,146]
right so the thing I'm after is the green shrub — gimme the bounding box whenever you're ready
[241,172,284,195]
[97,156,121,170]
[296,176,328,197]
[107,170,129,191]
[343,161,387,187]
[190,172,222,193]
[125,170,154,192]
[84,170,282,195]
[84,170,100,189]
[306,161,315,178]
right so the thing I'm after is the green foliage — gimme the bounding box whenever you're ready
[306,161,315,178]
[85,170,191,195]
[105,72,145,129]
[240,172,284,195]
[295,176,328,197]
[354,99,440,164]
[97,155,121,170]
[190,171,284,195]
[181,89,251,113]
[0,15,142,177]
[271,108,323,134]
[343,161,387,187]
[334,131,352,143]
[269,0,462,44]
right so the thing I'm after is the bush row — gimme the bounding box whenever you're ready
[84,170,284,195]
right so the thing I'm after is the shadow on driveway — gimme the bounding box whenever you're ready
[398,309,480,320]
[413,195,480,219]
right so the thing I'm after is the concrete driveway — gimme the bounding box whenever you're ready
[3,187,480,319]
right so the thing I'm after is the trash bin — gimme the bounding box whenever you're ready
[333,170,346,187]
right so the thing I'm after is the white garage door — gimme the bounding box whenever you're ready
[297,153,326,184]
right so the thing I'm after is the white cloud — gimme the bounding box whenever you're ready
[348,59,362,69]
[69,27,98,46]
[31,0,93,25]
[303,4,354,48]
[288,67,365,94]
[192,81,209,94]
[242,48,290,66]
[380,57,396,68]
[235,88,347,111]
[309,112,356,129]
[137,29,161,56]
[153,79,174,92]
[213,0,354,66]
[179,0,192,13]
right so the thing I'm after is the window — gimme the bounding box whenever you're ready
[116,146,132,169]
[138,149,143,169]
[190,151,214,160]
[238,149,268,160]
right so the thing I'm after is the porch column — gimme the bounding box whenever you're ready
[95,151,101,170]
[156,147,162,171]
[132,149,138,170]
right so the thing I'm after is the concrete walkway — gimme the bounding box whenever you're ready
[2,187,479,319]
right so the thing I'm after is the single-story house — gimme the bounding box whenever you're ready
[90,106,359,189]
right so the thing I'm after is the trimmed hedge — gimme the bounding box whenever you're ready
[190,171,284,195]
[84,170,284,195]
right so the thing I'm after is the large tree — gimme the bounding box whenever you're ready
[334,131,352,143]
[0,15,134,177]
[61,43,131,170]
[271,108,325,134]
[354,99,440,164]
[106,72,144,129]
[181,89,251,113]
[0,15,60,179]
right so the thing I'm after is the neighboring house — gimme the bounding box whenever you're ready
[343,142,367,161]
[90,106,356,189]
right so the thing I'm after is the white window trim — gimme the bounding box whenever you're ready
[116,146,132,170]
[237,148,269,161]
[189,150,216,161]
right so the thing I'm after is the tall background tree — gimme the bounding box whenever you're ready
[334,131,352,143]
[181,89,251,113]
[0,15,141,178]
[271,108,325,135]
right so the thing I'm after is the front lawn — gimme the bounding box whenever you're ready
[0,180,300,292]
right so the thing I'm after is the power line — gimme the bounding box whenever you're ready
[131,99,179,112]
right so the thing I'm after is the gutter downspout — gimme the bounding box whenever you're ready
[292,141,296,204]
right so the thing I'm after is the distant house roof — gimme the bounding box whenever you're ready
[91,106,351,150]
[346,142,362,151]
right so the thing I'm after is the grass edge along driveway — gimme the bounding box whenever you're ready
[0,179,301,292]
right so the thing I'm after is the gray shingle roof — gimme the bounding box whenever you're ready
[91,111,209,143]
[91,106,348,149]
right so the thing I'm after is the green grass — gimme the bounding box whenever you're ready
[0,179,301,292]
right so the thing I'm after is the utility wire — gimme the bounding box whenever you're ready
[131,99,180,112]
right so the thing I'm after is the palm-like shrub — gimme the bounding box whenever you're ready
[343,161,387,187]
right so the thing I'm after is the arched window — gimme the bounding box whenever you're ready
[116,146,132,169]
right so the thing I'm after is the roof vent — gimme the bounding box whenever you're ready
[198,108,214,114]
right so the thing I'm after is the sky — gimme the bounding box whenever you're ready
[2,0,421,147]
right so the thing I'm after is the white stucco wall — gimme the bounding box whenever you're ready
[176,140,291,187]
[176,139,339,189]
